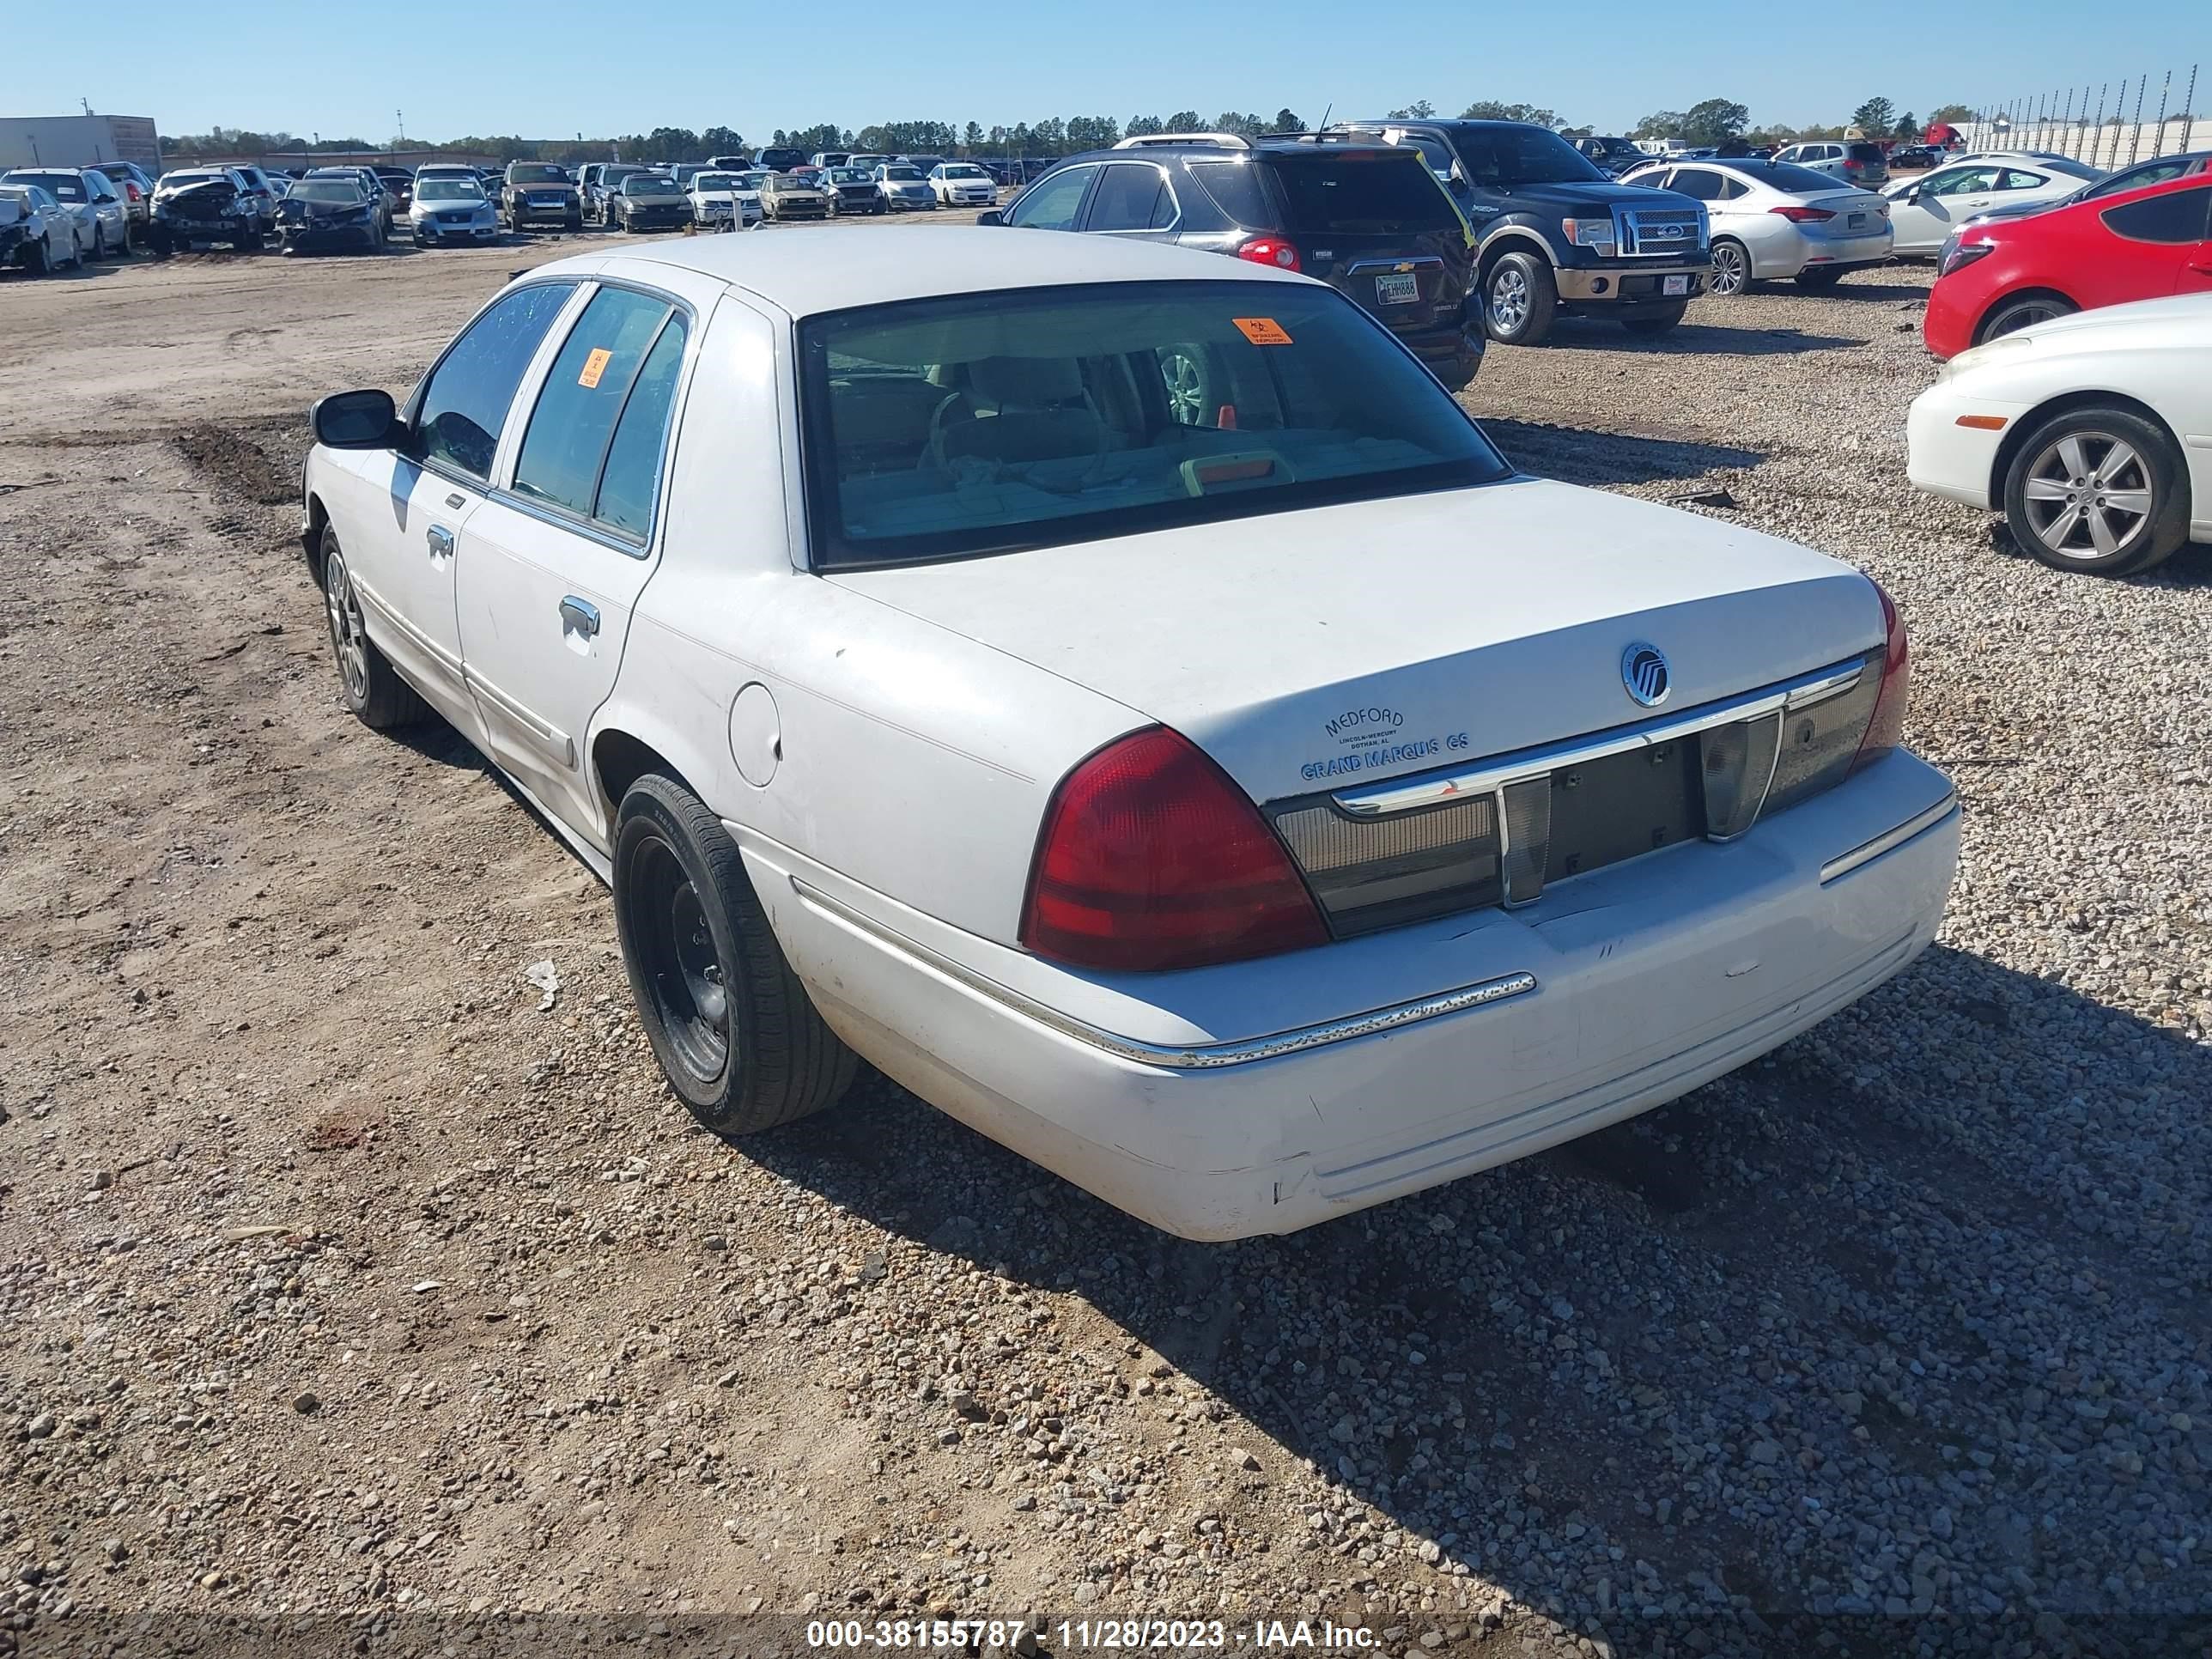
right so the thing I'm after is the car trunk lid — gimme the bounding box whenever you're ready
[828,478,1884,808]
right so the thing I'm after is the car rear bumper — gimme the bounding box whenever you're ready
[744,749,1959,1240]
[1395,321,1486,387]
[1556,264,1707,302]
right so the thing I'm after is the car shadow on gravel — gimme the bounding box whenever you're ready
[1481,418,1765,488]
[1540,319,1863,355]
[740,940,2212,1648]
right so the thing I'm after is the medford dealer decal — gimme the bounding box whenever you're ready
[1304,707,1468,781]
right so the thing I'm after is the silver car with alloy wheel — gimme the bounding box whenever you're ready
[1621,159,1890,295]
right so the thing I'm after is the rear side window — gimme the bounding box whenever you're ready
[410,282,578,481]
[1668,167,1726,202]
[1085,163,1174,230]
[1188,160,1279,229]
[798,280,1509,568]
[514,287,686,536]
[2101,185,2211,244]
[1269,155,1457,233]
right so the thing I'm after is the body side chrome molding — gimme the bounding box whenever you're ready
[1335,655,1868,818]
[1820,794,1959,884]
[788,877,1538,1070]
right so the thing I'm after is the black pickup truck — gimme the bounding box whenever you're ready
[1335,118,1711,345]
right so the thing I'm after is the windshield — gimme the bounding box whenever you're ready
[1273,153,1458,234]
[942,165,987,179]
[290,180,364,204]
[826,169,870,185]
[799,281,1509,568]
[509,164,568,185]
[2085,157,2205,199]
[1443,125,1607,186]
[416,179,483,202]
[624,175,682,197]
[884,166,922,181]
[736,172,768,188]
[694,173,737,191]
[11,171,88,201]
[772,173,817,189]
[605,167,643,184]
[161,171,229,191]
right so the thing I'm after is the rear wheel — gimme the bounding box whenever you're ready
[1621,302,1688,335]
[1482,252,1557,346]
[1794,265,1843,290]
[1707,239,1750,296]
[91,222,109,260]
[1979,292,2074,343]
[320,526,429,728]
[612,775,858,1137]
[2002,407,2189,578]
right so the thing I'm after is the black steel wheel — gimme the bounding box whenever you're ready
[611,775,858,1136]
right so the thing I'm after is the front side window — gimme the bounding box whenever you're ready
[2101,185,2211,245]
[410,282,578,480]
[513,287,681,527]
[1085,163,1170,231]
[799,281,1511,568]
[1443,126,1605,186]
[1006,166,1093,228]
[1924,167,1999,198]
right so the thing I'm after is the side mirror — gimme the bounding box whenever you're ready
[975,209,1003,226]
[312,388,398,449]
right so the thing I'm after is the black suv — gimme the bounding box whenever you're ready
[1334,119,1711,344]
[982,135,1484,391]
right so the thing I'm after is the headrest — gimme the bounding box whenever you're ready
[967,355,1084,407]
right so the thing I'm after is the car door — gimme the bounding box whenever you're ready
[1892,166,1998,253]
[2096,183,2212,296]
[1079,161,1177,243]
[456,282,695,839]
[330,279,582,726]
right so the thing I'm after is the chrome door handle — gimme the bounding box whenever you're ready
[426,526,455,558]
[559,596,601,639]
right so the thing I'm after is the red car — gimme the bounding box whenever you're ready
[1923,173,2212,358]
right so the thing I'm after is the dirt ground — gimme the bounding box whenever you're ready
[3,221,2209,1659]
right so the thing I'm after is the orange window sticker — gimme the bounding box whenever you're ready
[578,347,613,388]
[1231,317,1292,345]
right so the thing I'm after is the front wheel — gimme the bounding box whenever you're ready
[319,526,428,728]
[91,223,109,260]
[612,775,858,1137]
[2002,407,2190,578]
[1621,302,1688,336]
[1707,240,1749,296]
[1482,252,1558,346]
[25,234,50,274]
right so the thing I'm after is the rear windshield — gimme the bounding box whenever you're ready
[10,172,87,201]
[508,165,568,185]
[1723,160,1848,194]
[799,281,1510,568]
[1846,143,1887,163]
[1270,153,1458,234]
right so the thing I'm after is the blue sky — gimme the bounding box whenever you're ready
[32,0,2207,143]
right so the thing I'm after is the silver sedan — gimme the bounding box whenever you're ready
[1622,158,1892,295]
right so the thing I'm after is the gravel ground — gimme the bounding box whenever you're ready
[1,234,2209,1659]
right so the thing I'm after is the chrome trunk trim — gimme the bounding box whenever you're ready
[1819,794,1959,884]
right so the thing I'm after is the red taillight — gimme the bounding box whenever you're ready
[1236,236,1301,272]
[125,182,143,202]
[1771,204,1837,222]
[1842,159,1864,173]
[1851,580,1910,774]
[1021,727,1327,972]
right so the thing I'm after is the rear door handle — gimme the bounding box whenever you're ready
[426,526,455,559]
[445,492,466,509]
[559,595,601,639]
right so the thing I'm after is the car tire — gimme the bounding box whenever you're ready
[612,774,858,1138]
[1482,252,1557,346]
[319,526,428,729]
[2002,406,2190,578]
[1621,302,1688,335]
[26,234,51,274]
[91,222,108,260]
[1978,292,2075,344]
[1794,266,1843,290]
[1707,239,1750,296]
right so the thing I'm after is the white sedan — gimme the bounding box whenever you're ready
[1882,156,2102,257]
[930,161,998,207]
[1621,158,1891,294]
[298,230,1959,1240]
[688,170,762,229]
[1908,293,2212,578]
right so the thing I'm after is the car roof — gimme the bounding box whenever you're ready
[532,224,1307,318]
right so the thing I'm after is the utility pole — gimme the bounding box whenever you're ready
[81,97,92,116]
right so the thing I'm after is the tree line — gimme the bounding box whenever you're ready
[155,96,2014,166]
